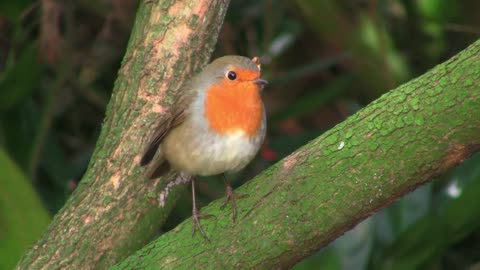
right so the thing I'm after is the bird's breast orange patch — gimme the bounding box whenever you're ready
[204,70,263,137]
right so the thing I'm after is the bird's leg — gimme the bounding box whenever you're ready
[220,173,249,222]
[191,178,213,241]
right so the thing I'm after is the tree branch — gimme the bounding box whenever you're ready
[16,0,230,269]
[111,40,480,269]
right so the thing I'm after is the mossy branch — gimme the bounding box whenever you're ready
[111,40,480,269]
[16,0,230,269]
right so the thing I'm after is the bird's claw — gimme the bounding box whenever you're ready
[192,208,214,241]
[220,185,249,222]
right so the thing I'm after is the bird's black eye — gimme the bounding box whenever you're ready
[227,71,237,80]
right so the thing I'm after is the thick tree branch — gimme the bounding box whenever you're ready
[16,0,230,269]
[111,40,480,269]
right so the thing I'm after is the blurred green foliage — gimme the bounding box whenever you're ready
[0,148,50,270]
[0,0,479,269]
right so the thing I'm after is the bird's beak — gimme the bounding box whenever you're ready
[253,78,268,87]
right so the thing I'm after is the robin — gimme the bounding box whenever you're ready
[140,55,268,238]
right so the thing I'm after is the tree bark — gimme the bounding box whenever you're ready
[110,40,480,269]
[16,0,230,269]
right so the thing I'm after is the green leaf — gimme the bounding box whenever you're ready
[0,43,43,110]
[376,154,480,269]
[0,0,33,22]
[442,156,480,242]
[417,0,460,22]
[293,247,341,270]
[0,147,50,270]
[334,219,374,270]
[269,76,352,123]
[0,99,40,171]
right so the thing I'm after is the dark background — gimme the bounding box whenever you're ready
[1,0,479,269]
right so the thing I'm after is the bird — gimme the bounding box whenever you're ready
[139,55,268,238]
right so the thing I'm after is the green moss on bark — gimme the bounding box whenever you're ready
[112,40,480,269]
[16,1,230,269]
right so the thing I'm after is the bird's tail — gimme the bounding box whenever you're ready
[140,147,172,179]
[145,158,172,179]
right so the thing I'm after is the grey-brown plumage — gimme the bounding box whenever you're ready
[139,55,267,239]
[140,56,266,179]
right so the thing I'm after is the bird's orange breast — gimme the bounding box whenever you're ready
[204,76,263,137]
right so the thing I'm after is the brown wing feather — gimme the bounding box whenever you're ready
[139,71,200,180]
[139,78,196,166]
[141,110,185,179]
[139,109,186,166]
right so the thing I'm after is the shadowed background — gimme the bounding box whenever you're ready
[0,0,479,269]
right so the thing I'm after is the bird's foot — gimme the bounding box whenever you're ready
[220,185,249,222]
[192,208,213,241]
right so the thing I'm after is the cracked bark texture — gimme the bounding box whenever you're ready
[111,40,480,269]
[16,0,230,269]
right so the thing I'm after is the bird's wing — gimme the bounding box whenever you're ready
[139,109,186,166]
[139,86,195,167]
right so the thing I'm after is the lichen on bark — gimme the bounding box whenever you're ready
[16,1,230,269]
[111,40,480,269]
